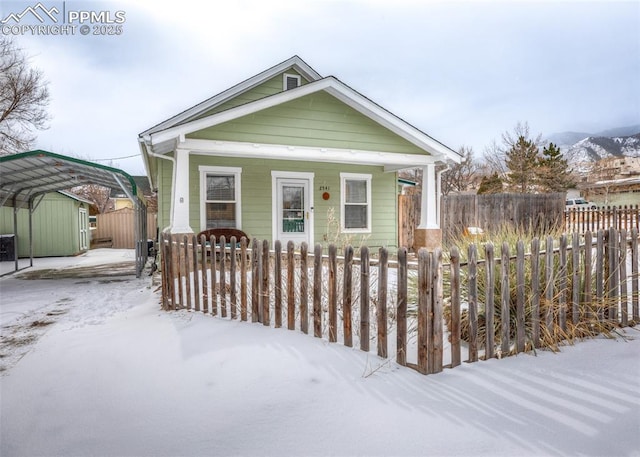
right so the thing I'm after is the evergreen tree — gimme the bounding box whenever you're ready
[477,172,503,194]
[536,142,575,192]
[505,136,539,193]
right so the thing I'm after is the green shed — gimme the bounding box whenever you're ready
[0,191,92,258]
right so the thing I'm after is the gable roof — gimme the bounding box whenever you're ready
[140,56,322,137]
[144,76,461,163]
[138,56,463,181]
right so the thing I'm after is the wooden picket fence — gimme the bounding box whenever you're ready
[159,228,639,376]
[565,205,639,234]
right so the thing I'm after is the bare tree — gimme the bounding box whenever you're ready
[482,122,544,176]
[441,146,479,195]
[0,38,50,154]
[501,121,544,152]
[482,139,507,175]
[71,184,112,214]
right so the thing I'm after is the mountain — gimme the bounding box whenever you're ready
[546,124,640,149]
[562,133,640,173]
[566,132,640,162]
[545,125,640,171]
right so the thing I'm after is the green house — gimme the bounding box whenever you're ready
[138,56,462,249]
[0,191,91,258]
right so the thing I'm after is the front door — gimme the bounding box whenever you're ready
[275,178,311,246]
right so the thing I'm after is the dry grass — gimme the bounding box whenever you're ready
[438,224,637,353]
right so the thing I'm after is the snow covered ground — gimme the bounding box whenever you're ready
[1,250,639,456]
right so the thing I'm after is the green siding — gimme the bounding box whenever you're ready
[195,70,309,120]
[175,155,398,249]
[187,91,426,155]
[0,193,87,257]
[156,157,173,231]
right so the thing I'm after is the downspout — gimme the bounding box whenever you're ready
[140,135,176,234]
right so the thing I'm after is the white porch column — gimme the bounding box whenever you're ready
[415,163,442,250]
[418,163,439,229]
[169,148,193,233]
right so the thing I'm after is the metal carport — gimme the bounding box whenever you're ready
[0,150,149,277]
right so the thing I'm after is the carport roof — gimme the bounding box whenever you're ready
[0,150,140,208]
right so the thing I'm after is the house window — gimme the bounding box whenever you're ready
[341,173,372,232]
[199,166,242,229]
[283,73,301,91]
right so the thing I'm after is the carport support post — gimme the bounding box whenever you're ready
[28,198,33,267]
[111,173,148,278]
[414,163,442,251]
[133,197,148,278]
[12,196,18,272]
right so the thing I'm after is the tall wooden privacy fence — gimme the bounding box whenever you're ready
[565,205,639,234]
[160,228,639,376]
[94,208,157,249]
[441,193,565,243]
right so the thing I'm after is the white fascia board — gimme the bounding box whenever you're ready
[181,138,437,168]
[152,138,178,155]
[57,190,95,205]
[150,77,461,165]
[140,56,322,137]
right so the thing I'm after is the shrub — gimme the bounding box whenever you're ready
[425,224,623,354]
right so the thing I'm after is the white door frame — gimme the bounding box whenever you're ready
[79,207,88,251]
[271,171,314,247]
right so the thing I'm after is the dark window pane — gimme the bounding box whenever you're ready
[206,175,235,201]
[286,76,299,90]
[344,205,367,229]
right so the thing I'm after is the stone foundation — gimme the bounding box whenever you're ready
[414,228,442,251]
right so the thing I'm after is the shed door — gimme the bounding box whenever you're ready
[275,178,311,246]
[79,208,88,251]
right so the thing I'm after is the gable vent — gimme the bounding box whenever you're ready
[283,73,301,91]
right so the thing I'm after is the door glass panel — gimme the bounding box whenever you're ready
[282,185,304,233]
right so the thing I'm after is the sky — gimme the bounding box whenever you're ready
[2,0,639,175]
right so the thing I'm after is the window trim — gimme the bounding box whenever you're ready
[340,172,372,233]
[283,73,301,91]
[199,165,242,230]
